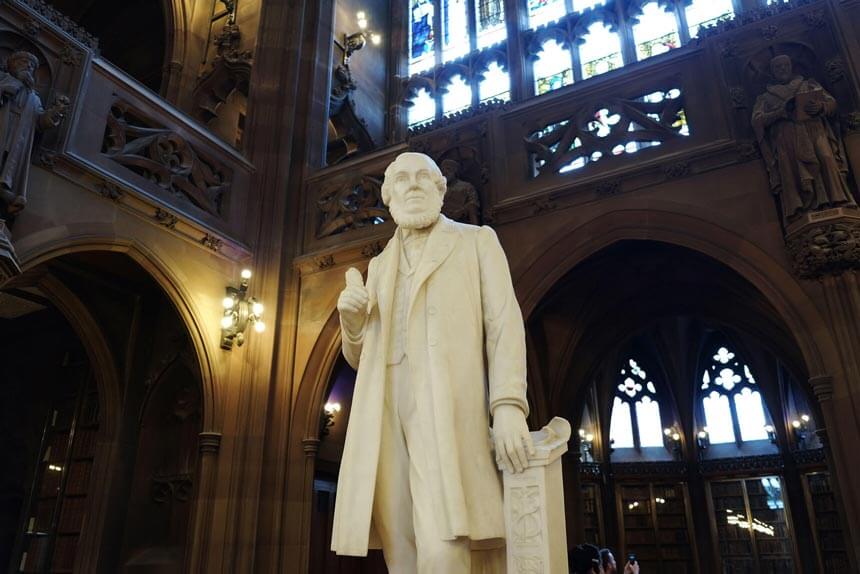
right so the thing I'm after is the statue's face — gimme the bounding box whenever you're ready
[386,154,444,229]
[771,57,793,83]
[8,58,35,85]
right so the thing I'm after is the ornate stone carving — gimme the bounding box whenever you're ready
[700,454,783,475]
[611,461,687,476]
[154,207,178,229]
[441,159,481,224]
[785,219,860,279]
[760,24,779,40]
[192,8,253,125]
[200,233,222,251]
[103,102,229,216]
[327,63,374,165]
[0,51,68,220]
[728,86,747,109]
[23,19,41,37]
[824,58,846,84]
[511,486,542,545]
[151,473,193,503]
[752,55,857,229]
[531,197,557,215]
[802,9,827,29]
[361,241,385,258]
[792,447,826,466]
[526,88,689,178]
[96,181,123,201]
[59,44,81,67]
[594,180,621,197]
[663,161,691,180]
[316,175,389,238]
[315,254,335,270]
[15,0,99,49]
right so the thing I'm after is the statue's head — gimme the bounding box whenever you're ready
[6,51,37,86]
[440,159,459,182]
[770,55,793,83]
[381,152,447,229]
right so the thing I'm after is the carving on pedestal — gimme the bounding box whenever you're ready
[315,254,335,270]
[96,181,123,201]
[785,217,860,278]
[200,233,222,252]
[511,486,542,545]
[192,0,253,126]
[103,102,229,216]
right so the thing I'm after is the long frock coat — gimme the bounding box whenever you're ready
[331,215,529,556]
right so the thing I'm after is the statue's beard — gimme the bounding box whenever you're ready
[389,192,444,230]
[14,70,34,89]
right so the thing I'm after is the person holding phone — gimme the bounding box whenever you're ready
[599,548,639,574]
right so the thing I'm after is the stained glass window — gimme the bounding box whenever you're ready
[579,22,623,80]
[442,0,470,63]
[572,0,605,11]
[528,0,567,28]
[533,39,573,95]
[476,0,506,48]
[479,61,510,102]
[700,344,774,447]
[686,0,734,39]
[410,0,436,74]
[632,2,680,61]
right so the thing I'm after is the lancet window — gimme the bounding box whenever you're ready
[609,358,666,451]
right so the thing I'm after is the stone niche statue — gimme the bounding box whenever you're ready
[440,158,481,225]
[752,54,857,227]
[0,50,67,218]
[333,152,533,573]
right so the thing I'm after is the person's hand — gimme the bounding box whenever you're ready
[337,268,368,334]
[804,99,823,116]
[492,405,534,473]
[623,561,639,574]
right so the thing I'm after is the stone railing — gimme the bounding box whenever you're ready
[1,0,255,260]
[299,0,856,267]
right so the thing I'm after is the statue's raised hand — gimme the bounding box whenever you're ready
[337,267,369,334]
[493,404,535,474]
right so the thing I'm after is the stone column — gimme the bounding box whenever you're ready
[503,417,571,574]
[187,431,222,572]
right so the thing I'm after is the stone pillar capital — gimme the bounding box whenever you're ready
[199,431,223,455]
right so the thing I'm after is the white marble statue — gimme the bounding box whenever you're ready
[332,152,534,573]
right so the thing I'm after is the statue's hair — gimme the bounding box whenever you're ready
[7,51,38,69]
[381,152,446,206]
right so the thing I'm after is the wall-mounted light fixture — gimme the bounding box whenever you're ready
[343,10,382,65]
[220,268,265,350]
[696,428,710,451]
[320,402,342,437]
[791,414,810,445]
[764,424,777,444]
[664,426,682,459]
[578,428,595,462]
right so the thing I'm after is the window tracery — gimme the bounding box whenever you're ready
[610,358,666,451]
[699,344,771,445]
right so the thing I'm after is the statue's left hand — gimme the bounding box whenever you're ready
[804,99,823,116]
[492,405,534,474]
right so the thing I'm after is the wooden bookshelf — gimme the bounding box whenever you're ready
[802,472,851,573]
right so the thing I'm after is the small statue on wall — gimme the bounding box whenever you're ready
[0,50,67,218]
[752,54,856,227]
[440,158,481,225]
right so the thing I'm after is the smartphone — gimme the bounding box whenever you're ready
[628,554,637,564]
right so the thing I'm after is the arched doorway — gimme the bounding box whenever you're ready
[527,240,851,573]
[0,251,205,573]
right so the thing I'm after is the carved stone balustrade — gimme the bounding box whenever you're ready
[0,0,255,260]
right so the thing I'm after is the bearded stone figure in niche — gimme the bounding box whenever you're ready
[440,158,481,225]
[0,50,67,218]
[752,54,856,226]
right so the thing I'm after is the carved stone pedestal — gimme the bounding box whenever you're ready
[0,220,21,282]
[785,208,860,279]
[503,417,570,574]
